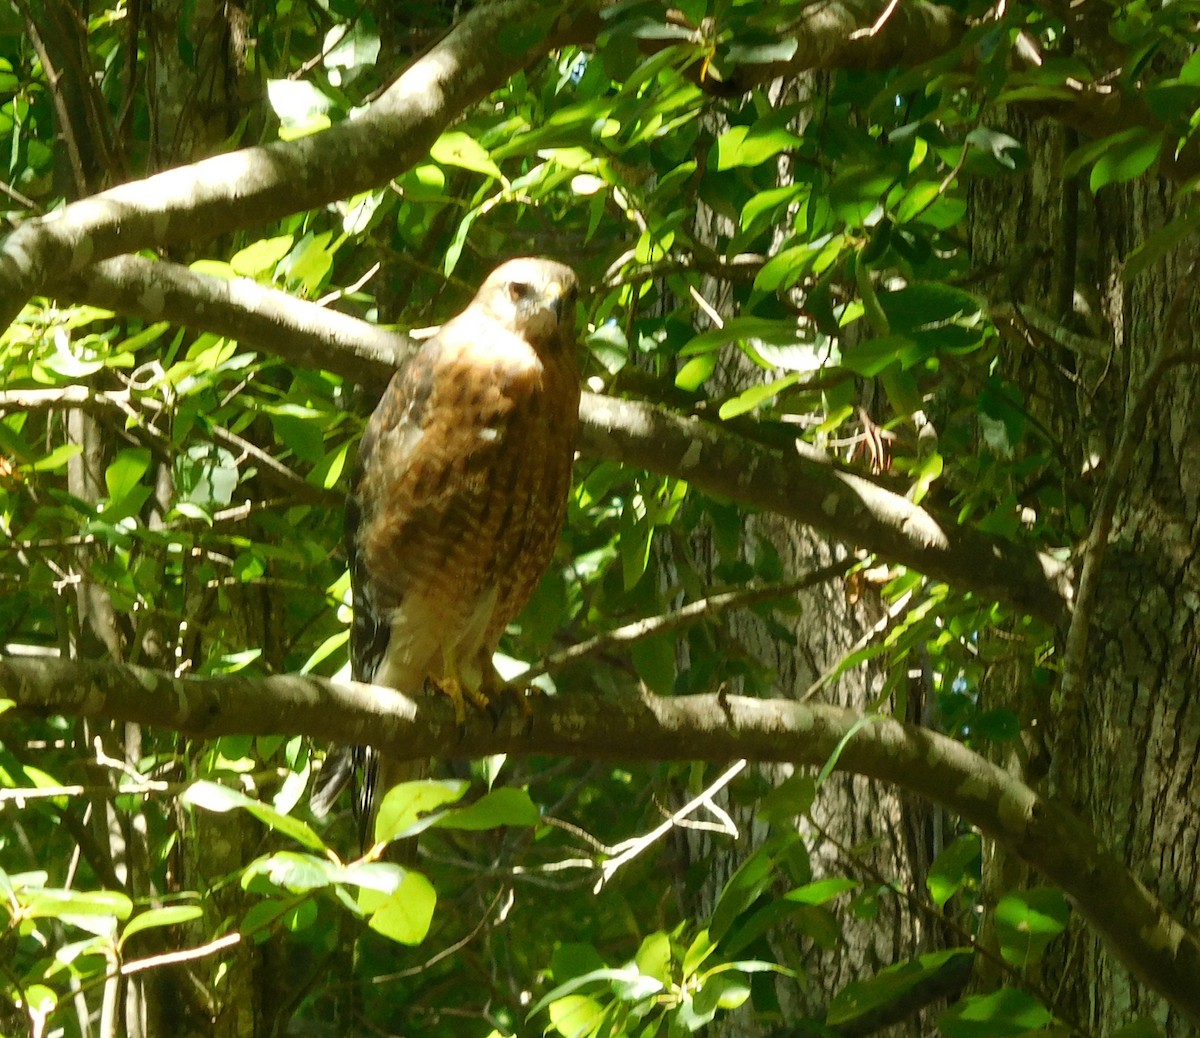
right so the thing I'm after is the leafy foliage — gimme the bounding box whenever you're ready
[0,0,1194,1036]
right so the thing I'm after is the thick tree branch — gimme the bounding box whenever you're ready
[1,652,1197,1023]
[62,252,1073,624]
[64,255,413,383]
[0,0,583,332]
[580,395,1071,626]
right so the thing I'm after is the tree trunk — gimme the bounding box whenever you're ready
[971,115,1200,1033]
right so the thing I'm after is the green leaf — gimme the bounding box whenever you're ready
[104,447,151,504]
[828,948,973,1027]
[266,79,333,139]
[675,351,718,391]
[1085,128,1162,192]
[630,633,676,696]
[25,888,134,921]
[374,779,469,843]
[712,123,803,170]
[723,37,798,67]
[547,994,606,1038]
[783,877,858,906]
[242,851,334,893]
[680,317,799,355]
[816,715,881,787]
[367,869,437,945]
[681,928,716,978]
[1123,208,1200,280]
[927,833,981,908]
[840,335,919,377]
[995,887,1068,968]
[530,968,644,1017]
[710,834,796,942]
[717,373,800,420]
[634,930,672,984]
[230,235,294,278]
[181,780,326,851]
[938,987,1054,1037]
[120,905,204,947]
[25,441,81,470]
[433,787,540,830]
[755,773,816,824]
[430,130,503,179]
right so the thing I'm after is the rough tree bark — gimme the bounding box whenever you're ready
[971,114,1200,1033]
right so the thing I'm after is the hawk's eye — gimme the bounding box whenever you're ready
[508,281,532,303]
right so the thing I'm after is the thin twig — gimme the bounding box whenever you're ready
[849,0,901,39]
[121,932,241,975]
[594,759,746,891]
[800,588,915,702]
[528,561,852,683]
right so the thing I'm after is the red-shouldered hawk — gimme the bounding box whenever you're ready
[311,258,581,846]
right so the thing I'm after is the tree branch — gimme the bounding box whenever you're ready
[580,394,1071,626]
[2,651,1197,1024]
[0,0,584,332]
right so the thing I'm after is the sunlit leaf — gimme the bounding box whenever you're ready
[367,870,437,945]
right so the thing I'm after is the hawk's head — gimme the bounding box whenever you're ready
[475,257,578,352]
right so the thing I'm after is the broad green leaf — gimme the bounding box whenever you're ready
[27,442,81,472]
[995,887,1068,968]
[630,633,675,696]
[529,968,644,1017]
[551,943,608,986]
[755,773,816,824]
[1078,128,1162,192]
[120,905,204,947]
[723,37,798,67]
[433,787,540,830]
[710,839,784,943]
[675,351,718,391]
[367,870,437,945]
[242,851,334,893]
[102,446,150,501]
[230,235,294,278]
[16,984,56,1017]
[634,931,672,984]
[680,317,799,355]
[323,21,380,74]
[927,833,981,908]
[878,281,983,334]
[717,373,800,420]
[547,994,606,1038]
[181,780,325,851]
[1124,208,1200,280]
[686,926,710,974]
[374,779,468,843]
[784,877,858,905]
[25,888,133,922]
[741,183,804,233]
[840,335,920,377]
[266,79,332,139]
[712,123,803,170]
[938,987,1054,1037]
[828,948,973,1027]
[431,130,503,179]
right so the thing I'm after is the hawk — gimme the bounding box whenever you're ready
[311,258,581,846]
